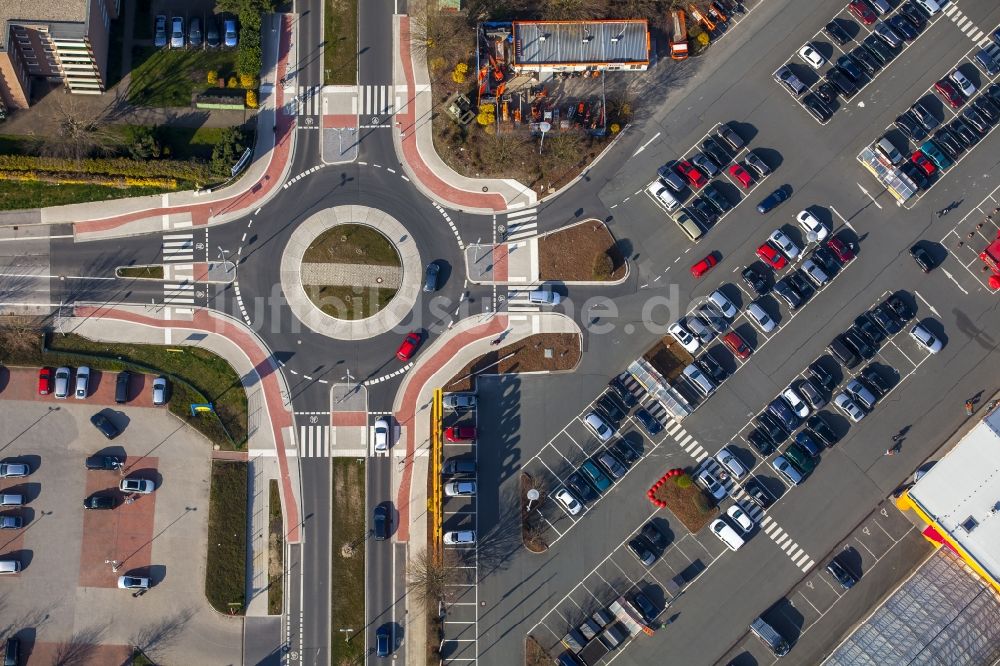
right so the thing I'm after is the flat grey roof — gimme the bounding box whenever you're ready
[513,20,649,67]
[1,0,89,50]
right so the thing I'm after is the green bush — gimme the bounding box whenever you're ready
[0,154,210,182]
[123,125,162,160]
[210,126,248,177]
[676,474,692,489]
[592,252,613,280]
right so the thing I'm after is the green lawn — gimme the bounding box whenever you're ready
[155,125,226,160]
[330,458,366,665]
[128,47,238,107]
[206,461,248,614]
[268,479,284,615]
[0,180,169,212]
[305,285,398,321]
[303,224,401,265]
[116,265,164,279]
[324,0,358,85]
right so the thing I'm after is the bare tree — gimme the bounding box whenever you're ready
[42,97,118,161]
[0,315,44,362]
[130,608,195,659]
[408,548,462,609]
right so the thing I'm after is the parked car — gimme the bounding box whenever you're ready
[583,411,615,442]
[910,323,942,353]
[696,468,726,501]
[747,301,776,333]
[757,188,790,214]
[634,407,663,436]
[189,17,203,47]
[796,210,828,241]
[769,229,801,260]
[444,481,476,497]
[206,17,221,47]
[798,43,827,69]
[741,264,770,296]
[154,15,168,48]
[152,376,169,405]
[627,538,657,565]
[115,370,131,404]
[444,426,476,443]
[669,320,700,354]
[798,378,827,410]
[807,413,838,446]
[781,386,810,419]
[118,575,150,590]
[120,477,155,494]
[224,18,239,47]
[723,331,752,360]
[771,455,805,485]
[675,160,707,189]
[827,556,858,589]
[727,504,755,533]
[772,278,802,310]
[443,530,475,545]
[0,463,29,478]
[86,455,123,471]
[716,446,748,479]
[0,515,23,529]
[38,366,53,395]
[834,392,866,422]
[744,478,773,508]
[744,150,771,177]
[75,366,90,399]
[756,241,788,270]
[565,473,597,504]
[824,20,852,46]
[443,393,476,410]
[949,68,976,98]
[170,16,185,48]
[90,412,121,439]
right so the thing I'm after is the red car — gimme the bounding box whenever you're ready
[396,331,422,361]
[38,367,53,395]
[848,0,876,25]
[910,150,936,176]
[934,80,964,109]
[827,236,856,263]
[756,241,788,270]
[690,254,718,277]
[723,331,752,360]
[729,164,753,189]
[675,160,707,189]
[444,426,476,442]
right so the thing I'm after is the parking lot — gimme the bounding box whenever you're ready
[0,368,240,664]
[150,0,237,50]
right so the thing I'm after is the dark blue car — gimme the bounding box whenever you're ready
[635,407,663,436]
[756,187,789,214]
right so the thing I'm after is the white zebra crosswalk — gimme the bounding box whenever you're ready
[355,84,398,117]
[162,233,194,262]
[505,288,540,312]
[298,425,331,458]
[761,514,815,572]
[294,85,322,117]
[502,207,539,241]
[944,4,992,46]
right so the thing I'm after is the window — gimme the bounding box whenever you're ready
[961,516,979,532]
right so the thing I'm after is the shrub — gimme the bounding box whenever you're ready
[210,126,248,176]
[475,110,494,126]
[592,253,613,280]
[245,90,258,108]
[697,32,710,47]
[123,125,162,160]
[207,69,218,84]
[429,56,446,71]
[676,474,692,489]
[227,76,238,88]
[451,69,466,84]
[610,123,621,134]
[455,62,468,74]
[239,72,255,89]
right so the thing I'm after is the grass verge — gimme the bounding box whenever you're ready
[0,181,168,212]
[324,0,358,85]
[304,285,398,321]
[206,460,248,614]
[129,47,238,107]
[116,265,164,279]
[330,458,366,666]
[445,333,580,392]
[303,224,400,265]
[538,220,626,282]
[268,479,284,615]
[654,472,717,534]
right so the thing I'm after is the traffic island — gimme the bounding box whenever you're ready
[650,470,717,534]
[445,332,581,392]
[520,472,548,553]
[206,460,248,614]
[115,265,165,279]
[538,219,627,282]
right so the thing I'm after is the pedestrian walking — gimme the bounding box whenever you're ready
[965,400,975,415]
[884,447,897,456]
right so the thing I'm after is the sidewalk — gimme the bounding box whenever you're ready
[392,15,536,215]
[0,13,298,240]
[57,304,302,621]
[390,311,581,666]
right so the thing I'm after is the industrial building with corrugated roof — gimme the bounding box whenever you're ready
[511,20,650,73]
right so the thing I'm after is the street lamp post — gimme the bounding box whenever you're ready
[339,628,353,642]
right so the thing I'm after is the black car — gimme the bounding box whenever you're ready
[949,118,979,147]
[702,183,732,214]
[768,397,800,432]
[756,187,790,214]
[899,1,927,30]
[863,34,894,64]
[888,14,918,41]
[754,412,788,443]
[566,472,598,503]
[641,521,668,550]
[634,407,663,436]
[814,81,838,105]
[690,197,719,225]
[598,393,628,425]
[854,313,886,346]
[4,637,19,666]
[702,138,731,167]
[608,375,638,409]
[83,493,116,510]
[611,440,641,466]
[843,327,876,359]
[895,111,928,142]
[869,303,903,335]
[851,46,881,75]
[631,592,659,623]
[962,107,990,134]
[826,556,858,589]
[807,413,839,446]
[794,430,822,457]
[933,127,964,158]
[422,261,440,293]
[859,364,890,397]
[628,538,656,565]
[376,626,391,657]
[885,293,913,321]
[808,358,837,391]
[787,271,814,301]
[747,428,776,456]
[85,455,123,471]
[810,246,840,276]
[741,264,770,296]
[803,94,833,123]
[824,20,852,46]
[987,83,1000,106]
[836,55,864,82]
[773,278,802,310]
[373,505,388,540]
[744,478,774,509]
[115,370,131,404]
[206,17,220,47]
[910,244,933,272]
[973,95,1000,123]
[697,352,727,383]
[900,162,929,190]
[90,412,121,439]
[827,68,858,98]
[910,102,940,132]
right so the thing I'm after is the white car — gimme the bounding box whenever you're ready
[798,43,827,70]
[834,392,866,423]
[709,290,739,319]
[711,518,746,551]
[152,376,168,405]
[949,68,976,98]
[443,530,476,545]
[444,481,476,497]
[120,477,156,494]
[716,446,747,479]
[118,575,150,590]
[668,321,700,354]
[75,366,90,399]
[910,323,942,353]
[746,301,776,333]
[781,386,810,419]
[696,468,727,501]
[373,418,389,451]
[555,488,582,516]
[726,504,755,534]
[796,210,828,241]
[769,229,801,260]
[583,411,615,443]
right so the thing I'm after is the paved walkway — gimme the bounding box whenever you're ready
[300,262,403,288]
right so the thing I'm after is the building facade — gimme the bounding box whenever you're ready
[0,0,120,112]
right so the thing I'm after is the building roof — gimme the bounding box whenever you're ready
[512,20,649,67]
[907,408,1000,584]
[0,0,89,50]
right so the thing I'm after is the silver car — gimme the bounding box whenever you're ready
[152,376,168,405]
[834,392,866,422]
[54,366,71,398]
[845,379,877,410]
[769,229,801,260]
[583,411,615,443]
[120,477,155,494]
[910,323,942,353]
[154,15,167,48]
[75,366,90,399]
[747,301,776,333]
[709,290,739,319]
[0,463,30,478]
[170,16,185,48]
[715,446,747,479]
[442,393,476,410]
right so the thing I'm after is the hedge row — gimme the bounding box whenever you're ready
[0,154,212,182]
[0,170,179,189]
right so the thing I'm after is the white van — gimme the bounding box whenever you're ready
[913,0,941,15]
[647,182,680,212]
[682,364,717,397]
[528,285,561,305]
[0,559,21,574]
[710,518,746,551]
